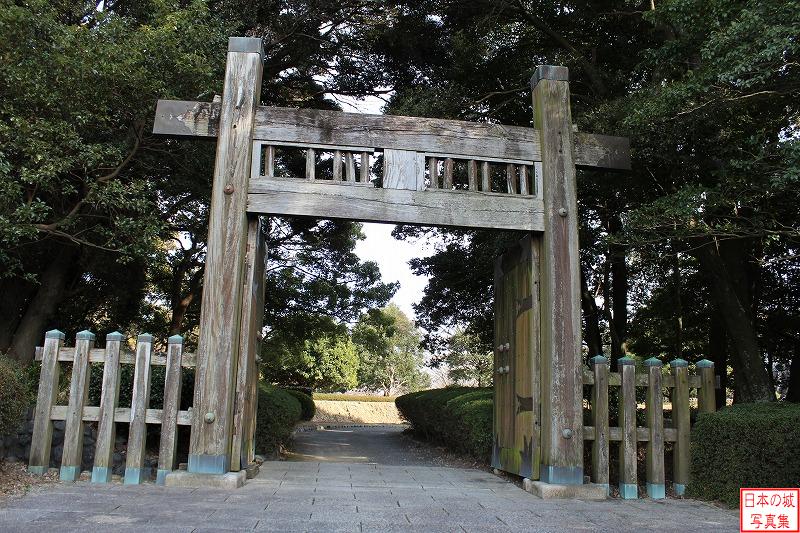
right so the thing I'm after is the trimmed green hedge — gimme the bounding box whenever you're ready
[0,356,32,437]
[285,389,316,421]
[395,387,493,460]
[688,402,800,507]
[254,384,302,456]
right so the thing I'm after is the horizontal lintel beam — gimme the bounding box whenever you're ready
[247,178,544,232]
[154,100,630,170]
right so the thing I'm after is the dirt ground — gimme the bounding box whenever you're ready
[302,399,405,426]
[0,460,58,503]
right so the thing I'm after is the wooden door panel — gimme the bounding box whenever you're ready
[493,234,540,479]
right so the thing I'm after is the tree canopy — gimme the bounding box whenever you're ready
[353,304,431,396]
[1,0,798,404]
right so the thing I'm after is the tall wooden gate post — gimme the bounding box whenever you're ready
[188,37,263,475]
[531,65,584,485]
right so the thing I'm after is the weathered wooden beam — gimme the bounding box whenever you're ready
[91,332,123,484]
[125,334,153,484]
[618,357,638,499]
[156,335,184,485]
[189,37,263,476]
[230,217,267,472]
[383,149,425,190]
[645,357,666,499]
[532,65,584,485]
[28,330,64,475]
[34,345,197,367]
[670,359,690,497]
[590,356,610,493]
[248,178,544,231]
[60,330,94,481]
[50,405,192,426]
[153,101,631,170]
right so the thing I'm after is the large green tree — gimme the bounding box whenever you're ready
[353,304,431,396]
[0,0,397,360]
[373,0,799,402]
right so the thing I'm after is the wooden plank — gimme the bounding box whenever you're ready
[231,217,267,471]
[467,160,478,191]
[644,358,665,499]
[34,346,197,368]
[360,152,370,183]
[583,426,677,443]
[582,369,704,389]
[670,360,690,496]
[190,37,263,475]
[443,158,453,189]
[156,335,184,485]
[618,357,637,498]
[91,332,123,483]
[155,100,630,169]
[574,132,631,170]
[60,330,94,481]
[506,163,517,194]
[244,219,267,469]
[264,145,274,178]
[253,105,541,161]
[519,165,529,195]
[345,152,356,182]
[50,405,191,426]
[248,178,545,232]
[383,149,424,191]
[28,330,64,475]
[532,66,583,485]
[125,334,153,484]
[153,99,220,137]
[305,148,315,179]
[481,161,490,192]
[428,157,438,189]
[333,149,342,180]
[697,360,717,413]
[590,356,609,491]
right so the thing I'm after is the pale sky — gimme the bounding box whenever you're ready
[354,223,433,321]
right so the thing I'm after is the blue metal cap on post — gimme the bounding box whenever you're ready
[137,333,153,343]
[696,359,714,368]
[106,331,124,341]
[617,356,636,366]
[228,37,264,59]
[76,330,95,341]
[168,334,184,344]
[45,329,65,340]
[589,355,609,367]
[669,358,689,368]
[643,357,662,367]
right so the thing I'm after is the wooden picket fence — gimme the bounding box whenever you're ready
[582,356,718,498]
[28,330,195,485]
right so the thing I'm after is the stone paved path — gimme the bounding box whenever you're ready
[0,427,739,532]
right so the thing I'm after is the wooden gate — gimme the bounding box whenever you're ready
[26,36,633,486]
[493,234,540,480]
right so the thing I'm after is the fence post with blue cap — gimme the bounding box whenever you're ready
[671,358,690,496]
[28,330,65,475]
[61,330,96,481]
[617,356,638,499]
[590,355,610,493]
[697,359,717,413]
[157,334,184,485]
[92,331,124,483]
[644,357,665,499]
[124,333,153,484]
